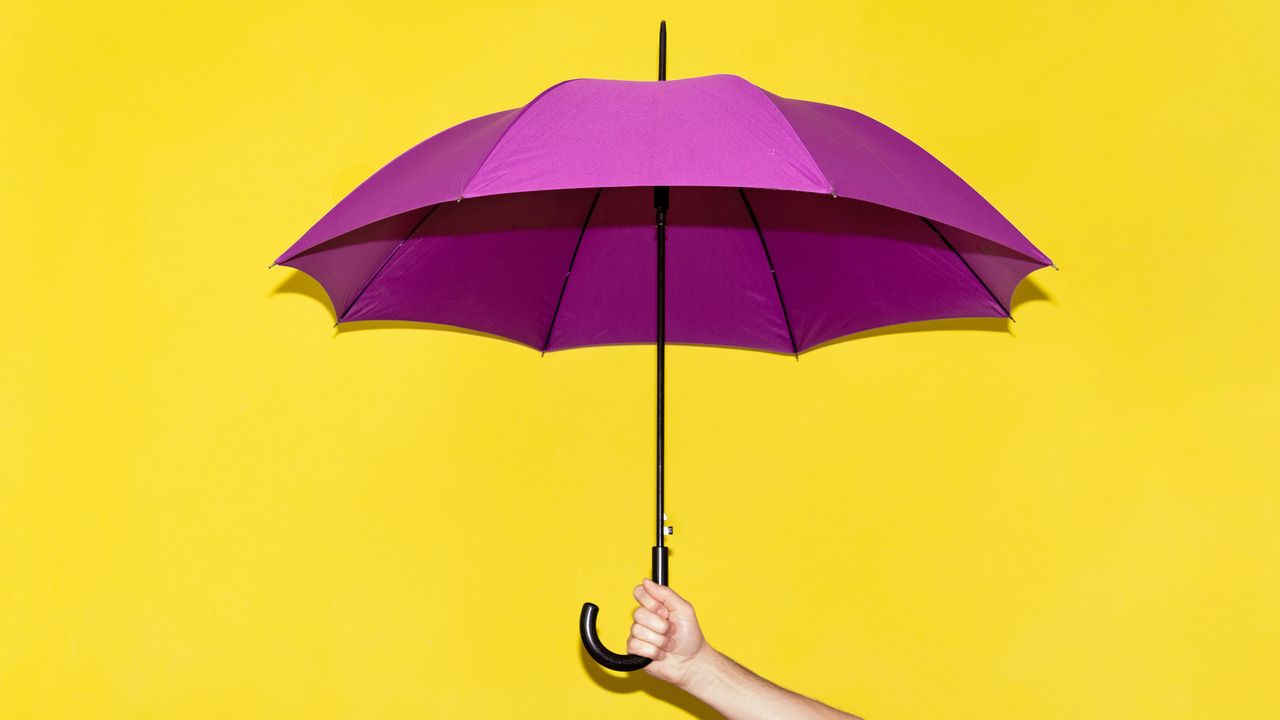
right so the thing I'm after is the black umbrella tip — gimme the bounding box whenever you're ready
[658,21,667,82]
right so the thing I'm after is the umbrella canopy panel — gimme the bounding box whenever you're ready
[277,75,1050,272]
[283,186,1047,353]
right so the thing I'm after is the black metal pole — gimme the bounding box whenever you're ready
[652,19,669,586]
[655,202,665,553]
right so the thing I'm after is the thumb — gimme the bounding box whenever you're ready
[643,578,692,613]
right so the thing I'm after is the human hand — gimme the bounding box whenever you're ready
[627,579,715,687]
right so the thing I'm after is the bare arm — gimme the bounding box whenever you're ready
[627,579,860,720]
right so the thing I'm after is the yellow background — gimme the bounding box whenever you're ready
[3,1,1277,718]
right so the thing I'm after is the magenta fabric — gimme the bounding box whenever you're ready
[278,75,1052,353]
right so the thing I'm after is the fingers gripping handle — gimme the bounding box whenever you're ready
[579,546,668,672]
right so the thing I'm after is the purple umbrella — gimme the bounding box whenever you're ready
[275,23,1051,671]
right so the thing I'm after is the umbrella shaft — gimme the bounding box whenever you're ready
[654,21,669,579]
[655,195,667,552]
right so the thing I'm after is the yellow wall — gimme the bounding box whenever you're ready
[3,1,1277,718]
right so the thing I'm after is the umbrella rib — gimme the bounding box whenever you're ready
[542,188,603,352]
[338,204,440,323]
[738,188,799,355]
[918,216,1012,319]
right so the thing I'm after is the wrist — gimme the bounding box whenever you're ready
[675,643,725,694]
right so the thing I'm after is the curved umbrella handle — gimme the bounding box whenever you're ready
[580,546,667,672]
[579,602,652,672]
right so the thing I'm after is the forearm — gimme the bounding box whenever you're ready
[679,647,860,720]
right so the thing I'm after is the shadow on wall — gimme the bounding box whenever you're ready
[270,268,1055,350]
[576,641,721,719]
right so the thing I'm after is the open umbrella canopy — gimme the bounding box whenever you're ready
[276,73,1052,353]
